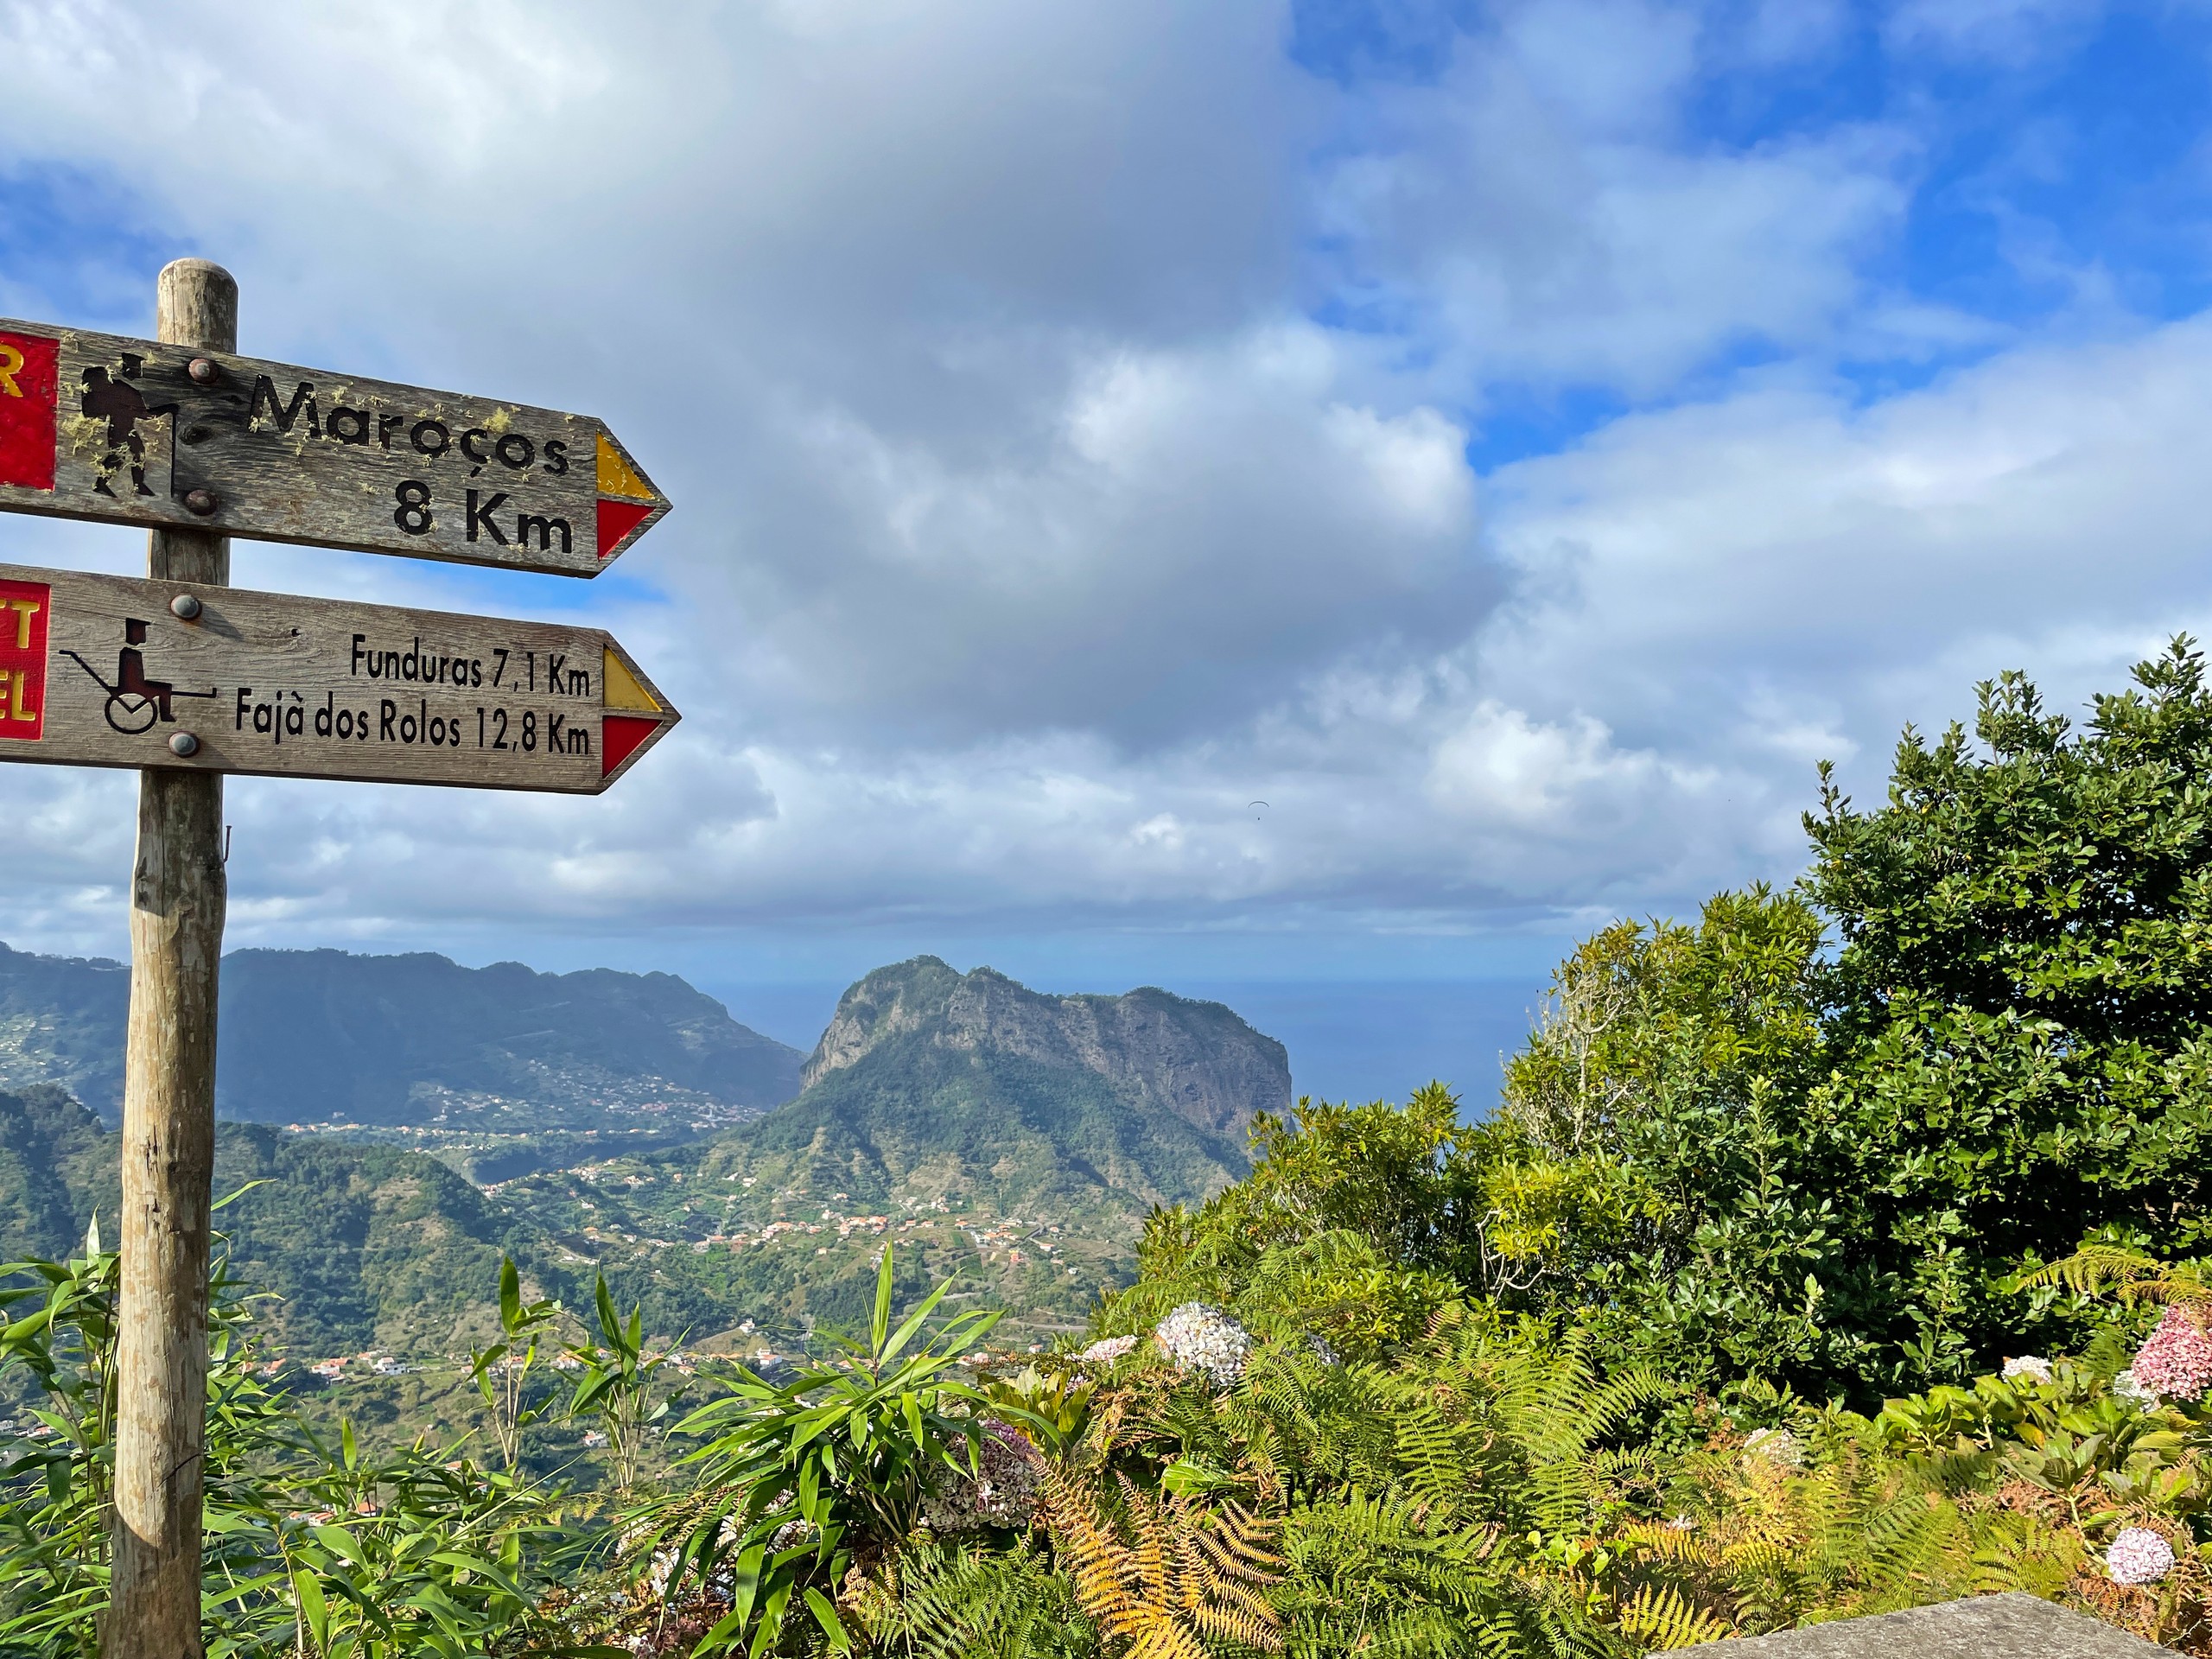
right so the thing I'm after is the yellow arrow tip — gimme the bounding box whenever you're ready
[603,646,661,713]
[597,434,658,504]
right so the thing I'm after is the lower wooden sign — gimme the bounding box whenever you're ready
[0,561,678,792]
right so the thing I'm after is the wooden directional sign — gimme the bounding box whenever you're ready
[0,562,678,791]
[0,320,669,576]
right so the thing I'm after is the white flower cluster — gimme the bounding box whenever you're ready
[1154,1302,1252,1389]
[2113,1369,2164,1411]
[920,1421,1041,1534]
[1078,1334,1140,1365]
[639,1517,741,1600]
[2107,1527,2177,1586]
[2000,1355,2054,1385]
[1309,1335,1341,1367]
[767,1516,817,1554]
[1742,1427,1803,1470]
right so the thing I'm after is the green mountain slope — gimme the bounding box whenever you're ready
[658,956,1285,1222]
[0,945,131,1121]
[494,959,1291,1344]
[0,1084,556,1356]
[0,1084,109,1265]
[0,942,804,1134]
[0,957,1293,1359]
[217,950,803,1129]
[702,1037,1252,1215]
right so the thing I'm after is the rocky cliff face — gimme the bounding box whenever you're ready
[802,957,1289,1140]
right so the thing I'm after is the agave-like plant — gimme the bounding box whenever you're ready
[627,1247,1001,1655]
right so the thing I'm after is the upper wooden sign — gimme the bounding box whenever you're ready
[0,320,669,576]
[0,562,678,793]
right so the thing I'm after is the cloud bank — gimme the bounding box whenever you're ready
[2,0,2206,983]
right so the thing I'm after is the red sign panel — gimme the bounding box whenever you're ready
[0,577,48,741]
[0,332,57,493]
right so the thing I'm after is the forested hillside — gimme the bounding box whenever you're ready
[0,944,803,1131]
[0,1087,550,1354]
[0,947,130,1122]
[218,950,803,1128]
[0,961,1291,1357]
[743,957,1275,1207]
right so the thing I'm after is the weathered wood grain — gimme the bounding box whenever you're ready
[107,255,235,1659]
[0,314,669,575]
[0,561,679,793]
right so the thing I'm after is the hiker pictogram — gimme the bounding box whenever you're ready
[79,358,175,499]
[62,617,217,734]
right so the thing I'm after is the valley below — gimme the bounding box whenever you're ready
[0,944,1292,1433]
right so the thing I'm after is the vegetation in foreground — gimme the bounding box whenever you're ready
[4,640,2212,1655]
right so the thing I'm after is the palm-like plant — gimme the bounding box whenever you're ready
[567,1274,677,1497]
[629,1247,1001,1655]
[468,1256,562,1472]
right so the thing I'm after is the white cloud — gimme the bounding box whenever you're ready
[0,0,2206,986]
[1313,4,1927,397]
[1884,0,2107,63]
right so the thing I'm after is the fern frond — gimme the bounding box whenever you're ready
[1618,1583,1732,1651]
[861,1541,1101,1659]
[2016,1245,2212,1307]
[1041,1466,1284,1656]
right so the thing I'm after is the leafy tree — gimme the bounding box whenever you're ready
[1494,886,1837,1385]
[1802,640,2212,1389]
[1471,642,2212,1402]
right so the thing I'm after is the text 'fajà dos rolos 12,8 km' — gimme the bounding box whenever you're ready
[0,563,678,793]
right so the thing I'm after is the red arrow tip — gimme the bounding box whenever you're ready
[596,498,656,558]
[602,714,662,776]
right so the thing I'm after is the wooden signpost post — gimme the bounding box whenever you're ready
[0,260,678,1659]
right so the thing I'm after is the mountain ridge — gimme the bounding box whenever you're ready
[0,953,1294,1356]
[803,957,1287,1141]
[677,957,1289,1219]
[0,941,804,1130]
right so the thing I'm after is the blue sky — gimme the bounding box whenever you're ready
[5,1,2212,1096]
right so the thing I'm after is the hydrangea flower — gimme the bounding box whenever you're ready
[1154,1302,1252,1389]
[920,1420,1041,1534]
[1309,1335,1341,1367]
[2000,1355,2053,1385]
[2113,1369,2163,1411]
[767,1516,817,1553]
[639,1518,741,1599]
[2133,1306,2212,1401]
[2107,1527,2177,1586]
[1078,1334,1140,1365]
[1742,1427,1803,1469]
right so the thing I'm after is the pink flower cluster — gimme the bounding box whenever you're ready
[2107,1527,2178,1586]
[2132,1306,2212,1401]
[921,1420,1041,1535]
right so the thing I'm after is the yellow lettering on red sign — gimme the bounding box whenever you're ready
[7,598,38,650]
[0,343,22,400]
[8,671,33,723]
